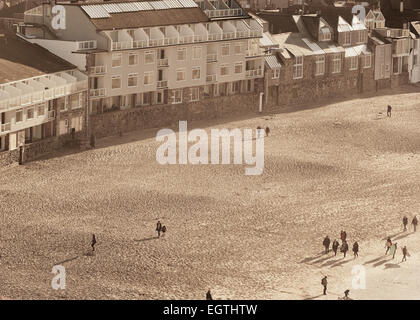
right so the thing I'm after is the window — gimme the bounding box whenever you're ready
[221,44,230,56]
[144,72,153,85]
[393,56,402,74]
[172,89,182,104]
[272,68,280,79]
[128,53,139,65]
[112,53,122,68]
[71,115,83,132]
[192,46,202,60]
[145,51,155,64]
[357,30,366,43]
[155,90,164,104]
[69,93,82,109]
[332,53,341,74]
[315,55,325,76]
[349,56,358,70]
[27,108,34,119]
[234,62,243,74]
[319,27,331,41]
[293,56,303,79]
[234,42,243,55]
[112,76,121,89]
[177,48,187,61]
[176,69,186,81]
[128,73,138,87]
[37,105,45,116]
[58,97,67,112]
[59,119,69,135]
[221,64,229,76]
[16,110,23,122]
[363,54,371,68]
[190,87,199,101]
[192,67,201,80]
[231,81,241,94]
[343,32,351,45]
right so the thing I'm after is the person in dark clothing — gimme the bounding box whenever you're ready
[402,246,408,262]
[387,105,392,117]
[156,221,162,237]
[206,289,213,300]
[332,240,340,256]
[323,236,331,254]
[321,276,328,295]
[385,238,392,255]
[341,240,349,258]
[265,127,270,137]
[343,231,347,241]
[412,216,418,232]
[91,234,97,251]
[403,216,408,231]
[344,289,350,300]
[161,225,167,236]
[352,242,359,258]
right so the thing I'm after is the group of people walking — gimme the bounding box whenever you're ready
[384,237,409,262]
[402,215,417,232]
[322,231,359,259]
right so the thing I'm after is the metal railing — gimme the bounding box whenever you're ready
[157,80,168,88]
[157,58,169,67]
[206,74,217,82]
[90,66,107,75]
[0,123,11,134]
[77,40,97,51]
[204,9,243,18]
[90,88,106,98]
[245,69,263,78]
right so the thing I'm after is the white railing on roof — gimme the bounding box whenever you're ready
[24,6,43,16]
[204,8,243,18]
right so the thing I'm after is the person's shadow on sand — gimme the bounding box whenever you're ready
[134,236,159,242]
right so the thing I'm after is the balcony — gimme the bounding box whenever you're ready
[0,123,11,135]
[77,40,97,51]
[204,8,244,19]
[90,66,107,75]
[207,53,217,63]
[90,88,106,98]
[206,74,217,83]
[157,80,168,89]
[245,69,263,78]
[157,58,169,67]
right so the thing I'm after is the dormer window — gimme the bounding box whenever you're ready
[319,27,331,41]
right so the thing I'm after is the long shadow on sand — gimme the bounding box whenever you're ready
[304,294,324,300]
[392,232,414,241]
[299,252,325,264]
[373,259,389,267]
[364,256,384,265]
[311,255,336,265]
[330,258,353,268]
[134,236,159,242]
[384,263,401,269]
[381,231,404,241]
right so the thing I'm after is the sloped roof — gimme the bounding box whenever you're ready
[0,34,75,84]
[265,55,282,69]
[256,12,299,34]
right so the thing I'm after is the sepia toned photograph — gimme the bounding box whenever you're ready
[0,0,419,307]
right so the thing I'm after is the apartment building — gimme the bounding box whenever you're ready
[258,10,375,107]
[409,21,420,83]
[22,0,265,118]
[0,32,88,152]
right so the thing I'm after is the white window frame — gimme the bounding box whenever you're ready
[145,51,155,64]
[15,109,23,123]
[128,73,138,87]
[220,64,229,76]
[332,53,342,74]
[319,27,331,41]
[393,56,402,74]
[112,53,122,68]
[192,67,201,80]
[144,71,153,85]
[349,56,358,70]
[363,54,371,68]
[315,55,325,76]
[37,104,45,117]
[128,53,139,66]
[343,32,351,46]
[192,46,202,60]
[111,75,122,89]
[172,89,183,104]
[27,107,34,120]
[272,68,280,79]
[293,56,303,79]
[176,68,186,82]
[221,44,230,56]
[155,90,164,105]
[190,87,199,102]
[177,48,187,61]
[234,42,243,55]
[234,62,243,74]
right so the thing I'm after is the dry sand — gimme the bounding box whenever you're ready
[0,86,419,300]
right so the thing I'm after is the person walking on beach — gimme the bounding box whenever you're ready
[321,276,328,295]
[332,240,339,256]
[323,236,331,254]
[156,221,162,237]
[352,241,359,258]
[91,234,97,251]
[412,216,418,232]
[206,289,213,300]
[387,105,392,117]
[265,127,270,137]
[402,246,409,262]
[344,289,351,300]
[340,230,347,242]
[385,238,392,255]
[403,216,408,231]
[390,242,398,259]
[341,240,349,258]
[161,225,167,237]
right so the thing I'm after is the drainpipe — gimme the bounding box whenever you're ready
[259,92,264,113]
[400,0,404,13]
